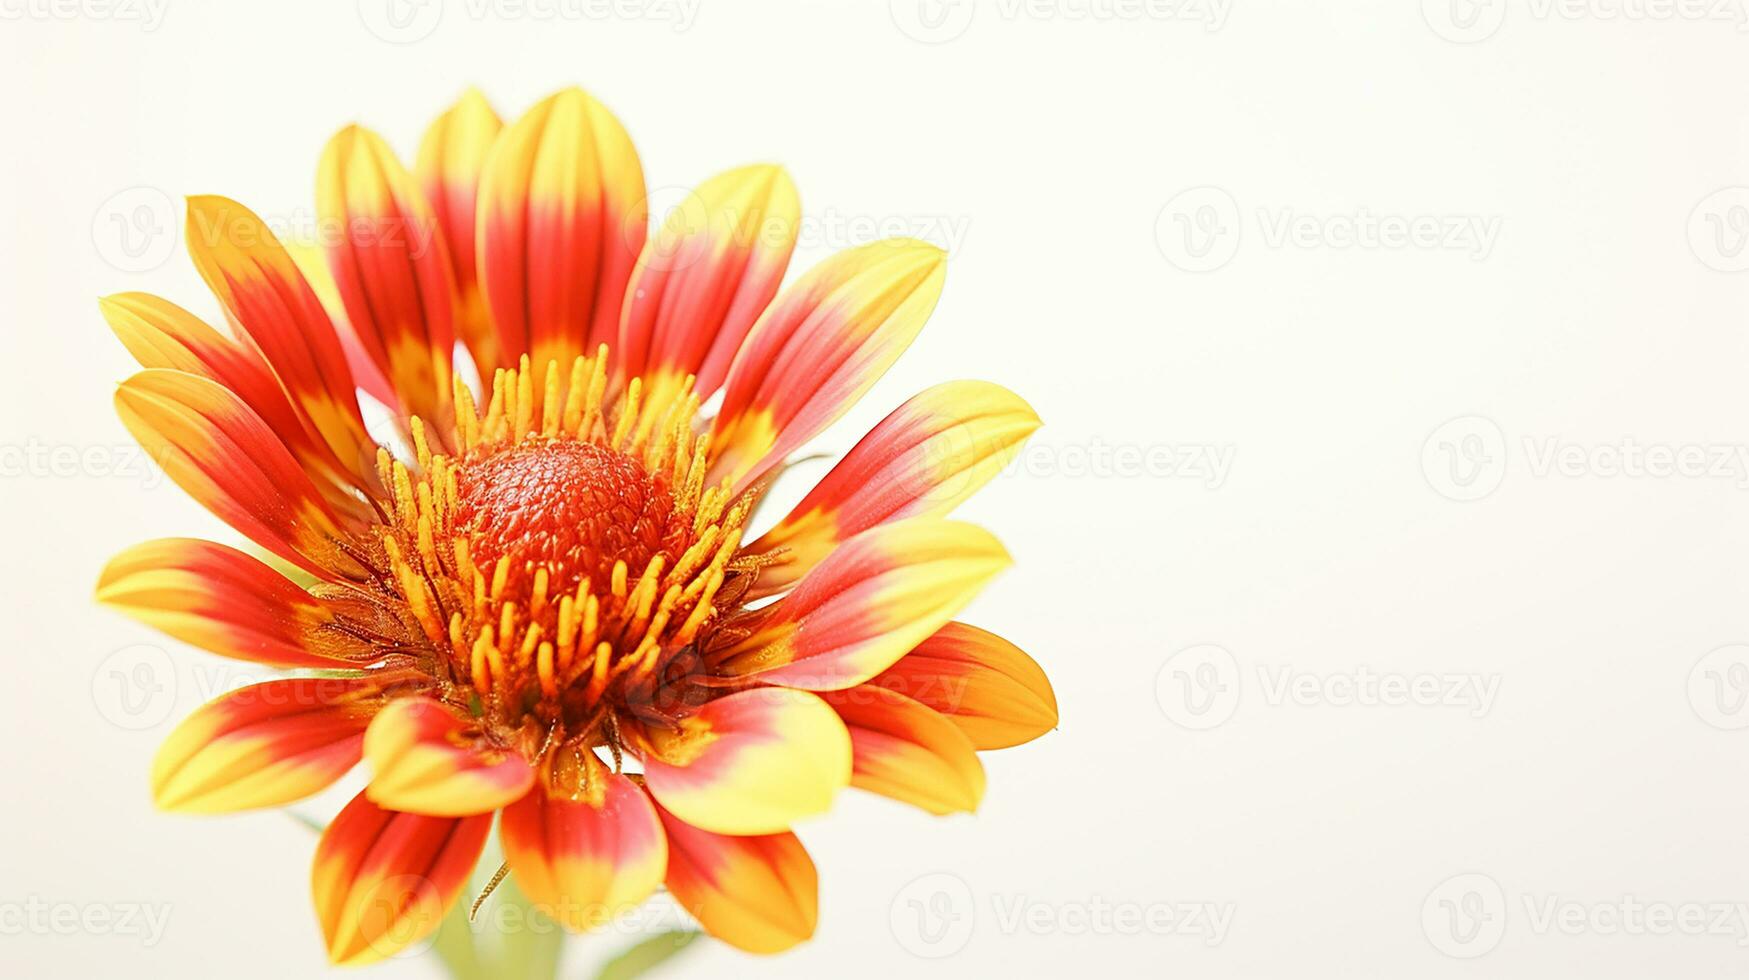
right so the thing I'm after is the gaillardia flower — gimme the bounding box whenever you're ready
[96,86,1057,964]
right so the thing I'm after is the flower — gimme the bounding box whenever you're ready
[96,86,1058,965]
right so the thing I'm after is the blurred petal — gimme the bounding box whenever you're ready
[151,677,388,813]
[708,239,947,492]
[618,164,799,397]
[318,125,456,423]
[870,622,1058,749]
[655,800,817,955]
[501,769,666,931]
[96,537,361,669]
[745,381,1038,595]
[823,686,984,815]
[362,697,533,817]
[640,688,850,836]
[185,195,377,481]
[312,791,493,966]
[417,88,505,373]
[713,519,1009,690]
[478,87,645,369]
[113,370,370,582]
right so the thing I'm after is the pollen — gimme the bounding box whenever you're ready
[369,347,754,781]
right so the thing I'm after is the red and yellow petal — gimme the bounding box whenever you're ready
[655,800,817,955]
[417,88,505,373]
[96,538,359,669]
[618,164,799,399]
[113,370,370,582]
[151,677,390,813]
[361,697,533,817]
[318,125,456,424]
[312,790,493,967]
[824,686,985,815]
[639,688,851,836]
[185,195,377,482]
[478,87,645,370]
[745,381,1039,595]
[101,292,372,516]
[708,238,947,493]
[712,519,1010,691]
[500,768,666,931]
[870,622,1058,750]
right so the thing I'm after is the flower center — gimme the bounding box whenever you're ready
[367,351,755,760]
[454,440,688,603]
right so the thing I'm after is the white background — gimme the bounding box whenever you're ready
[5,0,1749,976]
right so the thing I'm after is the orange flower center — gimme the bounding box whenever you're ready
[370,350,755,766]
[454,440,689,604]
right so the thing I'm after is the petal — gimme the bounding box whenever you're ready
[870,622,1058,750]
[100,292,370,514]
[151,677,388,813]
[823,686,985,815]
[708,239,947,493]
[185,195,377,482]
[500,769,666,931]
[286,237,402,410]
[113,370,370,582]
[712,519,1010,690]
[640,688,851,836]
[655,800,817,955]
[96,537,361,669]
[618,164,799,398]
[417,88,505,373]
[744,381,1039,595]
[362,697,534,817]
[317,125,456,423]
[312,790,493,967]
[478,87,645,370]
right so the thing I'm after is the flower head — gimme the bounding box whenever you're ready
[97,86,1057,964]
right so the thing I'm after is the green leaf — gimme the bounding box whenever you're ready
[593,930,702,980]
